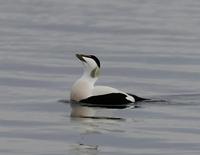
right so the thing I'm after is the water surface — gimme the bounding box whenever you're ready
[1,0,200,155]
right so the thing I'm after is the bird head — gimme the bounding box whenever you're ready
[76,54,101,78]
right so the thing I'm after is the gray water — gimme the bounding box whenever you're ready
[1,0,200,154]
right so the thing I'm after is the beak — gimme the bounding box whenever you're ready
[76,54,86,62]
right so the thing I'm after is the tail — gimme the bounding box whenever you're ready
[128,93,167,103]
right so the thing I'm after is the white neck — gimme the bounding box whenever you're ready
[81,70,98,86]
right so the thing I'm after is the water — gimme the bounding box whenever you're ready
[1,0,200,154]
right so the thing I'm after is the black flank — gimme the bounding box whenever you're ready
[80,93,132,105]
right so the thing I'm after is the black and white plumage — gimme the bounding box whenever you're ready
[70,54,147,105]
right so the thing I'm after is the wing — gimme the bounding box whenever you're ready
[92,86,121,96]
[79,93,134,105]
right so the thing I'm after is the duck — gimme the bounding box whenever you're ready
[70,54,148,105]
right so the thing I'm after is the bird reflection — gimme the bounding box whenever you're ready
[70,101,96,118]
[58,100,141,155]
[69,102,128,155]
[60,98,165,155]
[69,143,98,155]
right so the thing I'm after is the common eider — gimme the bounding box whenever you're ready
[70,54,148,105]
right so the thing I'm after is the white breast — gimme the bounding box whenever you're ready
[70,80,93,101]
